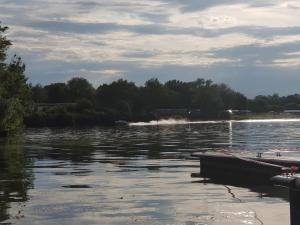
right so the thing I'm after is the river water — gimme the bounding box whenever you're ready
[2,119,300,225]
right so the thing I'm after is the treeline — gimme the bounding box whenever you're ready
[249,94,300,113]
[2,23,300,135]
[30,78,300,122]
[27,77,248,127]
[28,77,300,128]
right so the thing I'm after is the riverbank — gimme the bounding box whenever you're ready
[24,110,156,128]
[231,112,300,120]
[23,111,300,128]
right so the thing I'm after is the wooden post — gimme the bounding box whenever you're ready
[271,176,300,225]
[289,179,300,225]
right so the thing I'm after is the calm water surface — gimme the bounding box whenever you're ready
[2,119,300,225]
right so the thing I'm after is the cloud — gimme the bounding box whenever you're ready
[27,20,124,34]
[2,0,300,97]
[161,0,244,12]
[271,58,300,67]
[161,0,278,12]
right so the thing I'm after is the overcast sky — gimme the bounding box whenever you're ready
[1,0,300,97]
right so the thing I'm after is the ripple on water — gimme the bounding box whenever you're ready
[1,121,298,224]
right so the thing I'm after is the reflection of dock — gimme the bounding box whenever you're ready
[191,152,300,225]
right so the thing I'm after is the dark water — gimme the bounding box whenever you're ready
[2,119,300,225]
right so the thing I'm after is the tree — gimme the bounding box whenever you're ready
[164,80,192,108]
[96,79,139,116]
[44,83,68,103]
[67,77,95,102]
[31,84,47,103]
[0,24,11,65]
[142,78,171,110]
[0,24,32,135]
[250,95,269,113]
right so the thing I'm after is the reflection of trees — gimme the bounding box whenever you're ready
[38,129,97,164]
[98,124,231,169]
[0,138,34,223]
[45,143,96,164]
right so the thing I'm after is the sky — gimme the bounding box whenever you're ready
[1,0,300,97]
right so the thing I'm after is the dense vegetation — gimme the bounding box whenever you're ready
[0,24,31,135]
[28,77,300,127]
[27,78,249,127]
[2,23,300,133]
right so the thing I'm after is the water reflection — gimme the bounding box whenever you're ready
[1,120,300,224]
[0,137,34,224]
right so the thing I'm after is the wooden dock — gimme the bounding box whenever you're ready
[191,152,300,182]
[191,152,300,225]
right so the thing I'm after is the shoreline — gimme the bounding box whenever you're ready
[22,113,300,129]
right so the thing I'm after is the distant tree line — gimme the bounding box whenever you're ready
[248,94,300,113]
[29,78,300,125]
[2,23,300,135]
[27,77,250,127]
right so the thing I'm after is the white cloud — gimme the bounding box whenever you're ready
[285,51,300,56]
[168,2,300,29]
[67,68,126,86]
[2,0,300,95]
[256,35,300,47]
[272,57,300,67]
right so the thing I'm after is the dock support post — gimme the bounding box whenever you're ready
[289,180,300,225]
[271,176,300,225]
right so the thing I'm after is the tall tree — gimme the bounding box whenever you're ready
[67,77,95,102]
[96,79,139,115]
[0,24,31,135]
[0,24,10,65]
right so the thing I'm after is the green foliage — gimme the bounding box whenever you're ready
[0,24,11,64]
[27,74,300,126]
[0,98,23,133]
[76,98,93,112]
[67,77,95,102]
[31,84,47,103]
[28,76,253,125]
[142,78,171,110]
[0,25,31,135]
[96,79,139,116]
[44,83,68,103]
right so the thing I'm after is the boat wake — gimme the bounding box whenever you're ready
[129,119,225,126]
[129,118,300,126]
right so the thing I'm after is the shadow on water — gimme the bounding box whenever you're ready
[192,177,289,202]
[0,137,34,224]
